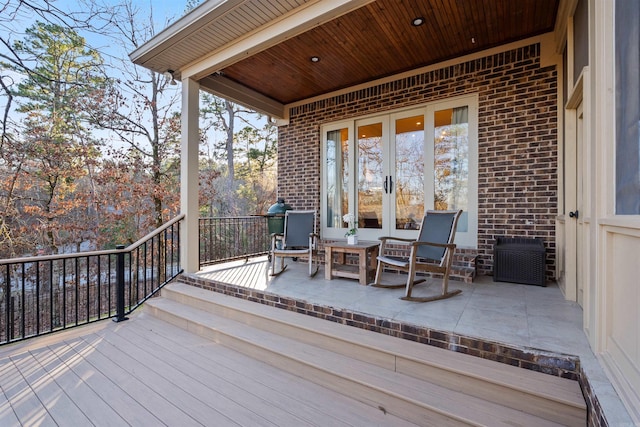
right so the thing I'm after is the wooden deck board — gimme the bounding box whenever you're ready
[78,331,252,426]
[0,312,417,427]
[28,344,126,427]
[0,393,22,427]
[124,312,418,427]
[49,339,166,426]
[112,319,326,427]
[93,326,297,426]
[60,334,205,427]
[0,354,56,427]
[10,349,92,426]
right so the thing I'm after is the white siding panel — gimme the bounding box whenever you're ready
[604,226,640,423]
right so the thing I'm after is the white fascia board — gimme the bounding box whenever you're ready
[200,75,286,118]
[130,0,237,64]
[181,0,374,81]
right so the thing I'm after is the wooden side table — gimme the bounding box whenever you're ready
[324,241,380,285]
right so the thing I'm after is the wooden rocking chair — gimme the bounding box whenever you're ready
[270,210,319,277]
[370,210,463,302]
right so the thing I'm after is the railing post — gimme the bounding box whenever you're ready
[113,245,128,322]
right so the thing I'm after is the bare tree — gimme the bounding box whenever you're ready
[85,0,181,229]
[200,93,275,215]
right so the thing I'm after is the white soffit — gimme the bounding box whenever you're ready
[130,0,312,76]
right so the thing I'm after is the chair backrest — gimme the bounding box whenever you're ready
[416,210,462,260]
[283,210,316,248]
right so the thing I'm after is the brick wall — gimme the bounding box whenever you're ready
[277,43,558,280]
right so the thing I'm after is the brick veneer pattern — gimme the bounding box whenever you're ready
[179,273,605,425]
[277,43,558,281]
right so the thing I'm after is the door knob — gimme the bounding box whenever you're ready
[569,210,579,219]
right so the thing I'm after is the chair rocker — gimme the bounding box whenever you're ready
[270,210,319,277]
[370,210,463,302]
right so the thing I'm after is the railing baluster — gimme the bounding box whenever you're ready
[173,221,182,274]
[155,234,159,290]
[86,257,90,323]
[75,258,79,326]
[62,258,67,328]
[151,238,155,290]
[164,229,168,283]
[107,254,112,317]
[144,243,148,299]
[97,256,102,320]
[36,261,40,335]
[21,263,25,339]
[114,245,127,323]
[135,246,140,304]
[5,265,10,342]
[127,250,133,313]
[49,260,53,332]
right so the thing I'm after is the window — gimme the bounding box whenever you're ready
[615,0,640,214]
[321,95,478,246]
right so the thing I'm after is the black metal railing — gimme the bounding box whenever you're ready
[199,216,270,266]
[0,214,184,345]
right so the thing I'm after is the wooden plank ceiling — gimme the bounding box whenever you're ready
[219,0,559,105]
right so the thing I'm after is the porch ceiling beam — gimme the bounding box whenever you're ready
[199,75,286,119]
[180,0,375,81]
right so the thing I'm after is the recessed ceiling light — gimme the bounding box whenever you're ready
[412,17,425,26]
[310,56,320,62]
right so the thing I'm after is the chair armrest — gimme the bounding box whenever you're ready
[377,236,416,256]
[411,240,456,250]
[378,236,415,244]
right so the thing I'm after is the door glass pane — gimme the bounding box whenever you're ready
[434,107,469,231]
[357,123,383,229]
[326,128,349,228]
[395,115,424,230]
[615,0,640,214]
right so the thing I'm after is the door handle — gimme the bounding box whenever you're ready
[569,210,579,219]
[388,176,393,193]
[383,176,388,194]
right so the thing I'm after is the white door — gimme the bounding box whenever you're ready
[567,101,589,309]
[321,95,478,246]
[575,102,586,307]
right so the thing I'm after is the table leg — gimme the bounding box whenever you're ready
[369,246,379,282]
[325,246,333,280]
[358,249,368,285]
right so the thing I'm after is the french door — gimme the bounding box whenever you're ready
[322,95,477,247]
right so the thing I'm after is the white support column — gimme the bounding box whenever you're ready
[181,77,200,273]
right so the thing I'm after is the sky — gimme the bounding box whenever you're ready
[2,0,221,148]
[70,0,190,60]
[1,0,266,154]
[1,0,190,89]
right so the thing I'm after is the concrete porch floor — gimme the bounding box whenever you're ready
[195,256,634,426]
